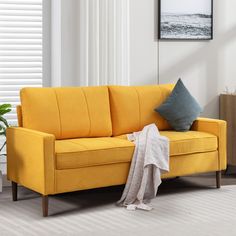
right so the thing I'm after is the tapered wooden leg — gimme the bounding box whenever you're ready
[12,181,17,201]
[42,195,49,217]
[216,171,221,188]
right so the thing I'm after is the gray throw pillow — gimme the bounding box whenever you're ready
[155,79,202,131]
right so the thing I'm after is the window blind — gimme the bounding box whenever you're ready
[0,0,42,125]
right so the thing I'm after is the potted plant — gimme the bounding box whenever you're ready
[0,104,11,192]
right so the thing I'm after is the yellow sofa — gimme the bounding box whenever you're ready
[7,85,227,216]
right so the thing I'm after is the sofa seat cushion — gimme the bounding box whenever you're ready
[55,137,135,170]
[116,131,217,157]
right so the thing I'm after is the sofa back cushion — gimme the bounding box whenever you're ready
[20,86,112,139]
[109,85,174,136]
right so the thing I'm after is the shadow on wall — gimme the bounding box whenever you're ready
[154,0,158,41]
[158,1,236,118]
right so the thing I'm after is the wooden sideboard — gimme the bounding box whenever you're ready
[220,94,236,166]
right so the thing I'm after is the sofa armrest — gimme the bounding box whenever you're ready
[191,117,227,170]
[7,127,55,195]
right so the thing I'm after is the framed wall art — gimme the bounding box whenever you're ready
[158,0,213,40]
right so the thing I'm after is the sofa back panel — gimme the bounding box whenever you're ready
[80,87,112,137]
[20,86,112,139]
[55,87,112,139]
[109,84,174,136]
[20,88,61,138]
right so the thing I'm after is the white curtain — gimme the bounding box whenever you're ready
[51,0,130,87]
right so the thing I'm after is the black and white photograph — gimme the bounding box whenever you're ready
[158,0,213,40]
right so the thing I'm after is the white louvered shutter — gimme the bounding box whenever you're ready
[0,0,43,125]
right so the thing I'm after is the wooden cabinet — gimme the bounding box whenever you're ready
[220,94,236,166]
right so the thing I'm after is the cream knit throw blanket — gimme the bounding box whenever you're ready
[117,124,169,211]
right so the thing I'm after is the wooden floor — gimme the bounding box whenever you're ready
[159,171,236,194]
[1,175,236,236]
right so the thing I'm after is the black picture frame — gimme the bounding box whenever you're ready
[158,0,213,40]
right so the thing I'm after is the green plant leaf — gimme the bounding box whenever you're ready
[0,104,12,115]
[0,116,9,128]
[0,104,11,132]
[0,104,11,111]
[0,108,11,116]
[0,104,11,109]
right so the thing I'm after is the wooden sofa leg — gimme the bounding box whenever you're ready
[42,195,49,217]
[12,181,18,201]
[216,171,221,188]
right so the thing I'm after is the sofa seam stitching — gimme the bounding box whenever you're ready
[53,89,62,138]
[56,160,132,170]
[134,87,141,130]
[56,137,134,150]
[10,127,54,137]
[55,145,134,155]
[170,148,218,156]
[81,88,91,137]
[53,138,56,194]
[168,137,217,142]
[66,140,89,149]
[171,150,218,157]
[43,138,47,194]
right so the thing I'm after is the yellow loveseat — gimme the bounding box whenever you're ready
[7,85,227,216]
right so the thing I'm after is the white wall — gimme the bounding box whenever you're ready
[51,0,130,87]
[129,0,236,118]
[159,0,236,118]
[129,0,158,85]
[61,0,78,86]
[52,0,236,118]
[51,0,78,86]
